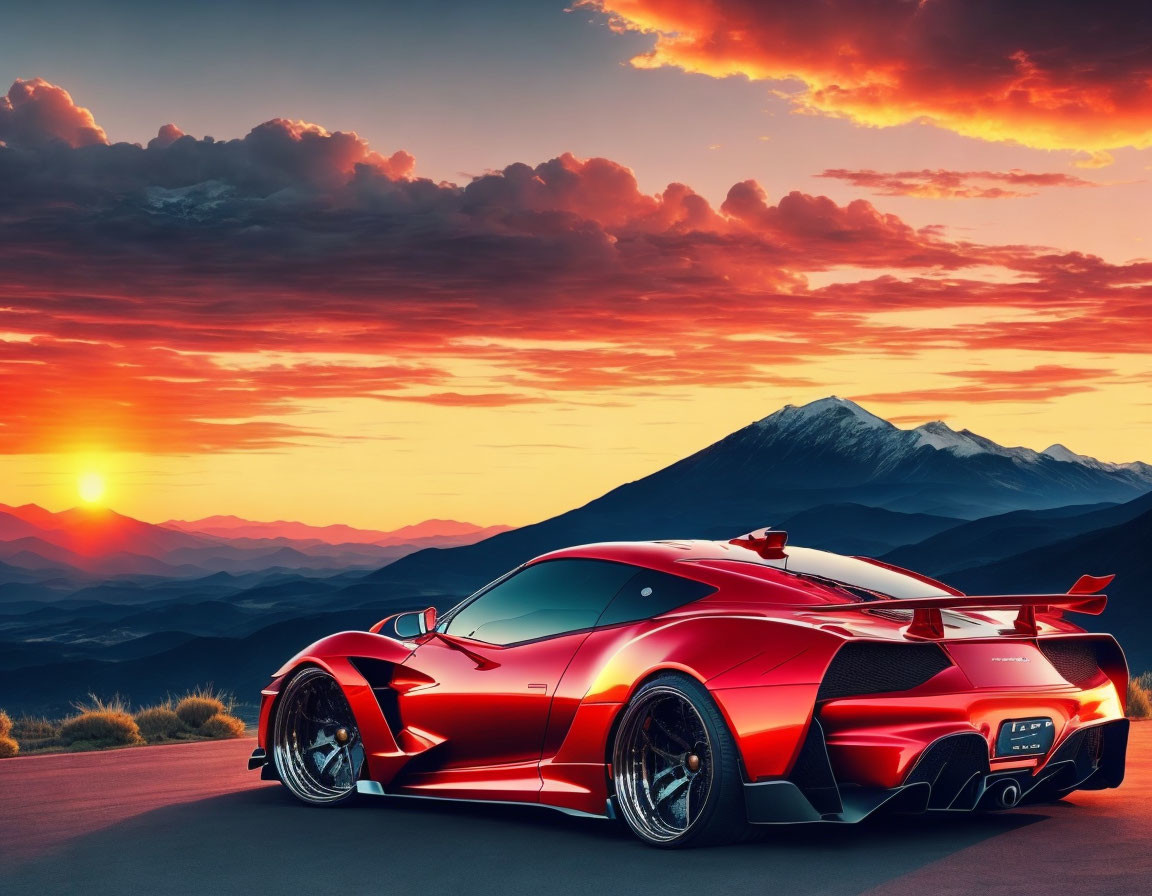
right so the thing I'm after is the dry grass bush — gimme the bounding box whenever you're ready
[135,707,187,742]
[1128,675,1152,720]
[74,694,131,714]
[175,696,225,728]
[0,711,17,757]
[10,716,59,741]
[175,686,232,729]
[199,713,247,739]
[59,695,143,748]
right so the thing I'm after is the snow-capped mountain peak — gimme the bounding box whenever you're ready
[729,397,1152,493]
[910,420,987,457]
[759,396,893,431]
[904,419,1051,464]
[1042,444,1084,464]
[1042,443,1152,477]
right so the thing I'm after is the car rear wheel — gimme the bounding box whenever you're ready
[272,667,365,805]
[611,673,747,847]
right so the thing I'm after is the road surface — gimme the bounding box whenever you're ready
[2,726,1149,896]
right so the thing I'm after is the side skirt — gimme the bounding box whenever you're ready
[354,780,609,820]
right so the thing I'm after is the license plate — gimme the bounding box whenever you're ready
[996,717,1055,756]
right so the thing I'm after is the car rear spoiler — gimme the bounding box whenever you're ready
[802,574,1113,638]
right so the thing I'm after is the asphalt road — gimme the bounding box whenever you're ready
[2,727,1149,896]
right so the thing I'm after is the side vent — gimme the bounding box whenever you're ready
[817,642,951,701]
[1038,640,1105,688]
[349,657,403,734]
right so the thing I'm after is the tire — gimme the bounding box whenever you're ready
[611,672,748,847]
[272,666,366,806]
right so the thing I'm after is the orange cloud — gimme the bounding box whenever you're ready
[853,366,1116,404]
[816,169,1099,200]
[581,1,1152,151]
[0,78,107,148]
[0,339,449,453]
[3,80,1151,455]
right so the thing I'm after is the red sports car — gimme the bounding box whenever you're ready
[249,529,1129,847]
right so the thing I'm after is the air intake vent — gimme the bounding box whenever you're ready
[817,642,951,701]
[1038,640,1103,688]
[349,657,402,734]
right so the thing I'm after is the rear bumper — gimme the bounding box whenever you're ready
[745,717,1128,825]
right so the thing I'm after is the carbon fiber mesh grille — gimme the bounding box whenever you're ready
[817,642,951,701]
[1038,640,1102,687]
[904,733,990,810]
[1048,724,1105,786]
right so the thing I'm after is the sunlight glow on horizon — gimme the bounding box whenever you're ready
[77,472,107,504]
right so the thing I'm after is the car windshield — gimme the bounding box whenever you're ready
[775,547,951,599]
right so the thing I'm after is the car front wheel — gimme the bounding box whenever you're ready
[272,666,365,806]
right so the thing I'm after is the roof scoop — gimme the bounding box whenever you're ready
[730,527,788,560]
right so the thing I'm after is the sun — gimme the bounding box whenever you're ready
[77,472,107,504]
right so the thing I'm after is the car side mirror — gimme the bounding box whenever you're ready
[375,606,438,639]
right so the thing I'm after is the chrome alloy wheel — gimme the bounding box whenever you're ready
[613,686,715,843]
[273,667,365,804]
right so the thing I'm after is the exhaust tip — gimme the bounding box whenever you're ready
[995,781,1022,809]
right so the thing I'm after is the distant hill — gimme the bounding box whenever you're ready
[161,515,511,546]
[773,503,963,556]
[881,492,1152,578]
[0,601,411,717]
[0,503,512,580]
[945,505,1152,672]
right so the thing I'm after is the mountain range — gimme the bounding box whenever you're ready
[161,515,510,546]
[1,396,1149,716]
[0,504,508,581]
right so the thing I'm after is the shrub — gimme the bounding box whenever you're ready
[135,707,186,742]
[59,699,144,748]
[199,713,247,739]
[175,696,226,729]
[1129,676,1152,720]
[0,712,17,758]
[9,716,59,742]
[58,712,143,747]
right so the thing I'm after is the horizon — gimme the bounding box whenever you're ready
[3,395,1147,531]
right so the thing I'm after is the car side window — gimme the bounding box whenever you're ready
[596,569,716,627]
[444,559,637,645]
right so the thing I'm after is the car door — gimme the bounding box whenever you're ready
[394,559,637,794]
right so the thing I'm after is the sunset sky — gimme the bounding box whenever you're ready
[2,0,1151,529]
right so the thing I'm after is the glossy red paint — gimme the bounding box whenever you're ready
[254,538,1129,821]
